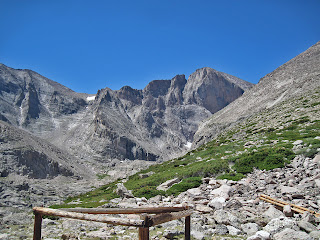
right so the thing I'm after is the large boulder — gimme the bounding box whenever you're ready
[273,228,312,240]
[263,217,298,235]
[157,178,180,191]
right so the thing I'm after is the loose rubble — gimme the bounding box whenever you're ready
[2,154,319,239]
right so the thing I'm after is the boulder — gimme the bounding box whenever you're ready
[225,199,242,209]
[298,221,318,233]
[283,205,293,217]
[279,185,299,194]
[195,204,212,213]
[191,230,205,240]
[309,231,320,239]
[115,183,134,198]
[263,217,298,235]
[247,230,271,240]
[226,225,242,235]
[273,228,312,240]
[208,197,226,210]
[139,171,154,179]
[262,206,284,220]
[214,224,228,235]
[157,178,180,191]
[210,184,233,199]
[187,188,202,196]
[293,140,303,145]
[241,222,260,236]
[213,209,240,228]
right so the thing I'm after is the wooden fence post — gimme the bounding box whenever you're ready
[33,212,42,240]
[185,215,190,240]
[139,214,150,240]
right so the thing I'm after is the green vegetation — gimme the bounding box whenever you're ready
[124,156,230,198]
[217,172,245,181]
[50,181,120,209]
[232,147,294,173]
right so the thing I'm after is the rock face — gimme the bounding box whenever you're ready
[0,64,252,163]
[194,41,320,147]
[0,120,89,179]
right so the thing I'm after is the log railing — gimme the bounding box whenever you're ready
[260,194,320,217]
[33,206,192,240]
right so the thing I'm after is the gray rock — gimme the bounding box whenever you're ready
[309,230,320,239]
[241,222,260,236]
[283,205,293,217]
[247,230,271,240]
[280,185,299,194]
[226,225,242,235]
[157,178,180,191]
[263,217,298,235]
[139,171,154,179]
[163,229,183,239]
[210,184,233,199]
[195,204,212,213]
[301,212,316,224]
[262,206,284,220]
[115,183,134,198]
[225,198,242,209]
[293,140,304,145]
[208,197,226,210]
[213,209,240,228]
[191,230,205,240]
[214,224,228,235]
[187,188,202,196]
[273,228,312,240]
[298,221,318,233]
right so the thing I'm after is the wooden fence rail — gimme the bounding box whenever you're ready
[260,194,320,217]
[33,206,192,240]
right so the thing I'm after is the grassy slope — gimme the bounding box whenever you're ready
[52,88,320,208]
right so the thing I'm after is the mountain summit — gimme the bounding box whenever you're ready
[194,41,320,147]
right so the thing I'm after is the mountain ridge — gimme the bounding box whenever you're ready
[0,65,253,164]
[193,40,320,147]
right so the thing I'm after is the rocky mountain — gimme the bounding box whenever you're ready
[193,41,320,147]
[0,64,253,165]
[0,120,90,179]
[4,75,319,239]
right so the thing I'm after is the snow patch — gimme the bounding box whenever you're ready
[184,142,192,148]
[86,95,96,101]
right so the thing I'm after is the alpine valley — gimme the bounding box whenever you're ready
[1,41,320,240]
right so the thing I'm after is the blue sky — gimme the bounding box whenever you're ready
[1,0,319,94]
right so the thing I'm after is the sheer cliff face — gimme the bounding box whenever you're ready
[0,64,253,165]
[194,41,320,147]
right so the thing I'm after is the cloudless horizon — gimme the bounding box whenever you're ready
[1,0,320,94]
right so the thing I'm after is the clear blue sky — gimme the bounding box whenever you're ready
[1,0,319,94]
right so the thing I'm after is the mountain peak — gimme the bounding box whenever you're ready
[193,40,320,147]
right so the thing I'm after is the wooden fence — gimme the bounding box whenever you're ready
[33,206,192,240]
[260,194,320,217]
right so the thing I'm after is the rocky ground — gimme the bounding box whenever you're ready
[1,154,320,239]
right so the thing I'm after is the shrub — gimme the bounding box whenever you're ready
[232,147,294,174]
[133,186,165,199]
[217,172,245,181]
